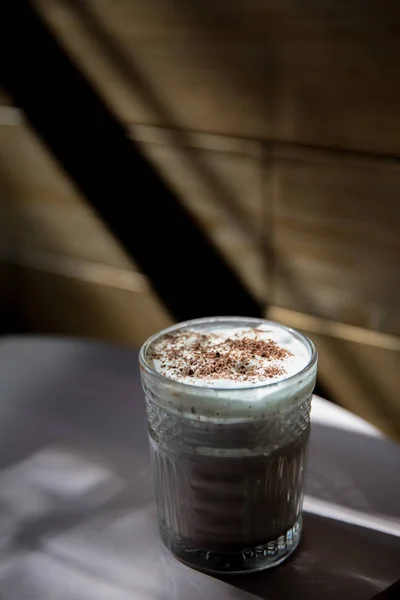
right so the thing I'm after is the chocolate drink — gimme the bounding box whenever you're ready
[151,427,310,551]
[140,317,317,573]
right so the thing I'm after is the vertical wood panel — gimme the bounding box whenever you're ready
[272,149,400,335]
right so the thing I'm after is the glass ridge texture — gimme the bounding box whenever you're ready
[140,317,317,574]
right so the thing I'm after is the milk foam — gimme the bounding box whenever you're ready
[149,323,310,388]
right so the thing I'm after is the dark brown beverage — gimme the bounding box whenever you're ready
[151,428,309,553]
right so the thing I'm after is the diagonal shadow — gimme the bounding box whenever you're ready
[2,0,262,321]
[65,0,261,241]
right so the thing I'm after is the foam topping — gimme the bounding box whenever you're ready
[148,324,310,388]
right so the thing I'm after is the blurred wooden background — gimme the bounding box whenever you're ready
[1,0,399,437]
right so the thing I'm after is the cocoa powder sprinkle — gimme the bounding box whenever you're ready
[149,329,293,383]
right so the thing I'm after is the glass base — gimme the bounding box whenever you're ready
[160,517,302,574]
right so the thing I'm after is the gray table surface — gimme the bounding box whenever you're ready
[0,336,399,600]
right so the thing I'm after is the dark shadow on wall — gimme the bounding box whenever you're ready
[66,0,264,244]
[1,0,262,322]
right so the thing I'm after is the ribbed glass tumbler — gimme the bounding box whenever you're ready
[139,317,317,574]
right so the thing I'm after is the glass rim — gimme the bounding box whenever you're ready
[139,316,317,393]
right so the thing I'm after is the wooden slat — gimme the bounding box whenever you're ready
[12,247,149,294]
[11,264,172,346]
[269,307,400,352]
